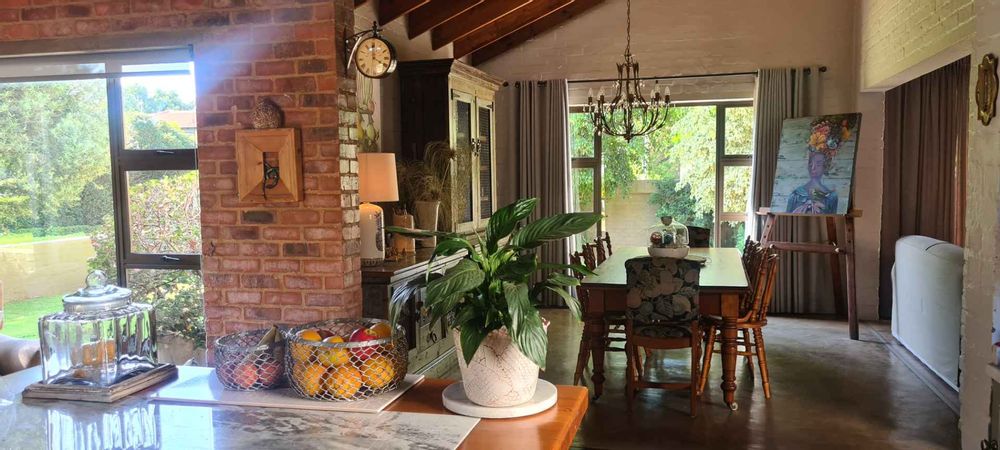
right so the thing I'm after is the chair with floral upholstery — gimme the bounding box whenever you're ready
[623,256,702,416]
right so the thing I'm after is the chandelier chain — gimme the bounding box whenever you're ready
[625,0,631,56]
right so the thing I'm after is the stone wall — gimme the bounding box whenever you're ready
[0,0,362,347]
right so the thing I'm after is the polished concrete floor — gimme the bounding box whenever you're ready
[475,310,960,450]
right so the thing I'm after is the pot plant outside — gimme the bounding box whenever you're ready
[388,198,601,407]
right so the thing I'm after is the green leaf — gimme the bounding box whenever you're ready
[503,282,531,338]
[516,312,548,369]
[545,272,580,287]
[508,213,602,249]
[426,259,485,305]
[389,274,439,327]
[459,324,487,365]
[433,237,475,257]
[386,226,456,239]
[545,286,582,320]
[485,198,538,252]
[497,254,538,282]
[538,262,596,277]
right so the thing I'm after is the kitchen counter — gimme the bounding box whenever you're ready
[0,367,588,450]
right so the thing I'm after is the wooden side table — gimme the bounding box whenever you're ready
[389,378,588,450]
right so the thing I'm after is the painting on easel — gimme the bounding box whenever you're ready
[770,113,862,215]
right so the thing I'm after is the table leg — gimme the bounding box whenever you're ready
[587,316,606,400]
[720,293,740,411]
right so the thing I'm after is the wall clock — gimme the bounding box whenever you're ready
[346,22,397,79]
[976,53,998,126]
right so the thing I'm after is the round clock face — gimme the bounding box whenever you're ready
[355,36,396,79]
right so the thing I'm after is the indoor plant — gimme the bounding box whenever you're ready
[396,141,455,247]
[388,198,601,407]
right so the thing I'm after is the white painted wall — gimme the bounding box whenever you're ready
[960,0,1000,446]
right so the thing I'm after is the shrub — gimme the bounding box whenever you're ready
[89,171,205,347]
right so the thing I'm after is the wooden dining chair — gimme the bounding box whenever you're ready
[688,226,711,248]
[571,245,629,387]
[698,248,779,399]
[594,232,613,264]
[623,257,703,416]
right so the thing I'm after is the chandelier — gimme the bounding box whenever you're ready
[586,0,670,142]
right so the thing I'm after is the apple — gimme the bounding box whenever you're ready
[349,327,379,360]
[231,362,259,389]
[257,361,283,387]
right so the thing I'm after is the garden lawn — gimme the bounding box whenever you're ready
[1,295,63,339]
[0,231,87,246]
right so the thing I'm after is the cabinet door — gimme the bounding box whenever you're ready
[450,90,476,232]
[476,98,495,220]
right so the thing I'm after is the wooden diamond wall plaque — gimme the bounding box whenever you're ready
[235,128,302,203]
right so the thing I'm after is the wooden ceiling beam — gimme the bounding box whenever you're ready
[430,0,534,50]
[453,0,576,59]
[377,0,430,25]
[406,0,484,39]
[471,0,604,65]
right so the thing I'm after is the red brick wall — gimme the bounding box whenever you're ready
[0,0,362,347]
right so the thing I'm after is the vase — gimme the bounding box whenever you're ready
[452,320,548,407]
[392,212,416,254]
[413,200,440,248]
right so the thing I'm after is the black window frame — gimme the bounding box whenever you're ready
[569,100,754,247]
[0,48,201,285]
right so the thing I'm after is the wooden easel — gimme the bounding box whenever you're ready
[757,207,862,340]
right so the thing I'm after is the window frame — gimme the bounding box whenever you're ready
[0,48,201,284]
[570,100,754,248]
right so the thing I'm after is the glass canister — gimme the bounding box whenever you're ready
[37,271,157,386]
[654,216,690,247]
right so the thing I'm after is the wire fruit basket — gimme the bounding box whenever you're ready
[285,318,408,402]
[214,327,286,391]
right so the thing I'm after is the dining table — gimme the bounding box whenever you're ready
[579,245,749,411]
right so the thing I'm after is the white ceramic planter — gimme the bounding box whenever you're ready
[453,324,545,407]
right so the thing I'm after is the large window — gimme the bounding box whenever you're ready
[570,102,754,248]
[0,49,204,352]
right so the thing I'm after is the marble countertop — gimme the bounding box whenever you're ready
[0,367,478,450]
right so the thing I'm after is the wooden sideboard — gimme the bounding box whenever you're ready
[362,248,464,378]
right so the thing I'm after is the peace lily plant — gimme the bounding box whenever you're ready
[388,198,601,406]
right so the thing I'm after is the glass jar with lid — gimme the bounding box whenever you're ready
[648,216,690,258]
[38,270,157,386]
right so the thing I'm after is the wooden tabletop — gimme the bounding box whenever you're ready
[388,378,588,450]
[581,246,749,291]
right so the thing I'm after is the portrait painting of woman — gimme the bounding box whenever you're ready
[770,114,861,215]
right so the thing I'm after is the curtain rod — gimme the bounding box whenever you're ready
[567,66,826,85]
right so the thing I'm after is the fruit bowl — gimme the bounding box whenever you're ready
[285,318,408,402]
[214,327,287,391]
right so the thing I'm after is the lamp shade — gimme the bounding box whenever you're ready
[358,152,399,202]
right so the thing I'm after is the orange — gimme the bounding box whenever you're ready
[81,341,117,366]
[297,329,323,342]
[368,322,392,339]
[290,342,315,364]
[292,364,327,397]
[316,336,350,367]
[360,355,396,389]
[324,365,363,399]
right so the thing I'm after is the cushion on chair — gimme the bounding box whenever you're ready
[634,323,692,338]
[0,335,41,376]
[625,256,701,326]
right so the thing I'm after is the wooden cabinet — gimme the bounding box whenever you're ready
[362,248,463,377]
[398,59,504,233]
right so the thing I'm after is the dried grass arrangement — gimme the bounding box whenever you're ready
[397,141,456,214]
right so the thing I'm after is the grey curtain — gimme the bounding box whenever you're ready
[497,80,572,306]
[878,56,969,319]
[750,67,835,315]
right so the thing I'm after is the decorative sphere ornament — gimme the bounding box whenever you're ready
[250,98,283,129]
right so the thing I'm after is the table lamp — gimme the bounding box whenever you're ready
[358,152,399,266]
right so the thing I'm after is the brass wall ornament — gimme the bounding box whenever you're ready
[976,53,998,126]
